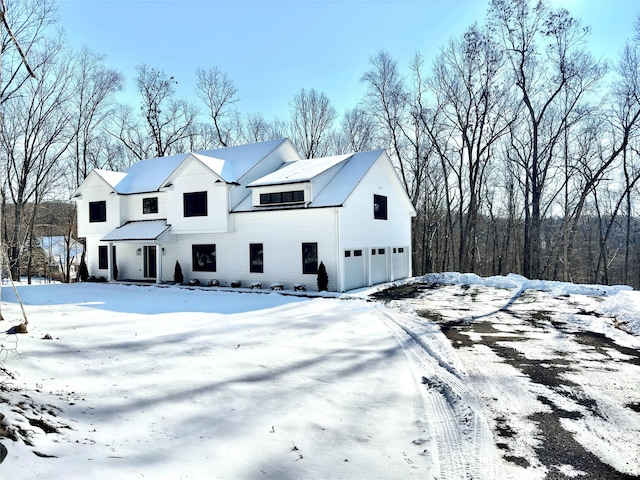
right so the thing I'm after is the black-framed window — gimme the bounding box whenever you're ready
[345,250,351,257]
[89,201,107,223]
[302,242,318,274]
[354,250,363,257]
[184,191,208,217]
[259,190,304,205]
[98,245,108,269]
[143,197,158,214]
[192,244,216,271]
[373,194,388,220]
[250,243,264,273]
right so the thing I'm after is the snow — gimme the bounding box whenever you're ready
[0,275,638,479]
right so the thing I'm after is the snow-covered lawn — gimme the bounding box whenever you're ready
[0,275,639,479]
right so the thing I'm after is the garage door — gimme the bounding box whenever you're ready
[344,249,365,291]
[371,248,388,285]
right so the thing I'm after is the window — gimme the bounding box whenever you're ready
[378,248,385,255]
[302,242,318,274]
[192,244,216,271]
[184,191,208,217]
[344,250,351,258]
[354,250,363,257]
[89,201,107,223]
[98,245,108,270]
[250,243,264,273]
[259,190,304,205]
[398,247,404,253]
[373,194,388,220]
[143,197,158,214]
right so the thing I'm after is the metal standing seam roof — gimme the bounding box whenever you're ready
[101,220,170,242]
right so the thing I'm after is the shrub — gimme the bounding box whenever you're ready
[174,261,184,284]
[79,253,89,282]
[317,261,328,291]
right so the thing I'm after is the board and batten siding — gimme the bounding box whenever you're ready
[76,183,121,238]
[121,192,168,222]
[161,208,338,291]
[166,161,230,233]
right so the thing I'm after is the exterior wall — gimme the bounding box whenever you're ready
[76,181,121,238]
[121,193,168,222]
[166,161,230,233]
[155,208,338,291]
[336,158,414,291]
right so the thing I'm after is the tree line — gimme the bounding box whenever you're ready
[2,0,640,287]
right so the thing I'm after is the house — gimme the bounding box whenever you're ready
[73,138,416,292]
[40,236,83,281]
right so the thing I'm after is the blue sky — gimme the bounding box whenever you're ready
[58,0,640,120]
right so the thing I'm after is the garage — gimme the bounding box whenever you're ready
[344,249,366,291]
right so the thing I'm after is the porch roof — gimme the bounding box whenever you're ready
[101,220,170,242]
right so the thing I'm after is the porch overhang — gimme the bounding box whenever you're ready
[101,219,170,242]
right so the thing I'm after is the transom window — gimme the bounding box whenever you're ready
[184,191,208,217]
[260,190,304,205]
[143,197,158,214]
[89,201,107,223]
[374,194,388,220]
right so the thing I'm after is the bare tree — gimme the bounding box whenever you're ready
[1,35,75,278]
[289,88,336,158]
[488,0,606,279]
[135,64,198,158]
[195,66,239,147]
[428,23,512,271]
[68,46,122,188]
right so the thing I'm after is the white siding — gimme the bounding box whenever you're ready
[76,184,121,238]
[121,193,167,221]
[167,161,230,233]
[156,208,338,291]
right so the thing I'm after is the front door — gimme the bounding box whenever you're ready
[144,246,157,279]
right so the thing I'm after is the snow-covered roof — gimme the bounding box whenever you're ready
[101,220,170,242]
[247,153,353,187]
[79,139,292,196]
[236,150,384,211]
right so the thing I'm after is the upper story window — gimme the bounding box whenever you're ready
[260,190,304,205]
[373,194,388,220]
[89,201,107,223]
[184,191,208,217]
[143,197,158,214]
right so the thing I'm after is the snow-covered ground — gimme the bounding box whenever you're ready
[0,275,638,479]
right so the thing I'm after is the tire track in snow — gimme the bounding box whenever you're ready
[377,305,500,480]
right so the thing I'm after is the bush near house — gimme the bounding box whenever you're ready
[317,262,328,291]
[174,261,184,285]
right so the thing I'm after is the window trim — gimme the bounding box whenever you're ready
[259,190,305,205]
[98,245,108,270]
[89,200,107,223]
[373,194,388,220]
[250,243,264,273]
[143,197,159,214]
[301,242,318,274]
[184,191,208,217]
[192,244,216,272]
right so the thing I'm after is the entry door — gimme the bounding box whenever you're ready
[144,246,157,278]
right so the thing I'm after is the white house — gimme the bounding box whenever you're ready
[73,138,416,292]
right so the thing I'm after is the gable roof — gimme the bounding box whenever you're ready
[74,138,293,197]
[236,149,386,211]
